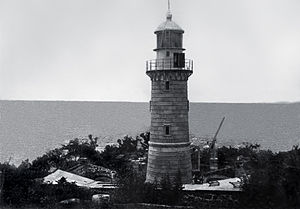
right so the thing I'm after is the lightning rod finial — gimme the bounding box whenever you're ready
[166,0,172,20]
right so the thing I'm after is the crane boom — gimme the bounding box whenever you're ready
[210,117,225,149]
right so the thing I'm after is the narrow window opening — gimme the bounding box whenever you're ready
[165,125,170,135]
[166,51,170,57]
[165,81,170,90]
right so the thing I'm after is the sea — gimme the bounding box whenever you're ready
[0,100,299,165]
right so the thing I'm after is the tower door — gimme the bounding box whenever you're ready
[173,53,185,68]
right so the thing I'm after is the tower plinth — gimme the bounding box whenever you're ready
[145,6,193,184]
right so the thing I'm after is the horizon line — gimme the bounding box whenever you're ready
[0,99,299,104]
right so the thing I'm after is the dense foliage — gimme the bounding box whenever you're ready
[194,143,300,209]
[0,132,299,208]
[241,146,300,209]
[99,133,149,175]
[0,163,91,207]
[111,170,184,206]
[0,133,149,207]
[197,142,261,175]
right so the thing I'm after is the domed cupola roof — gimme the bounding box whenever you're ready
[155,3,184,33]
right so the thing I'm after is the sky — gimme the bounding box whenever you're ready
[0,0,299,103]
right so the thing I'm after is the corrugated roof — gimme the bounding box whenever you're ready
[43,169,115,189]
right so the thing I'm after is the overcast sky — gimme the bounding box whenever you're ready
[0,0,299,103]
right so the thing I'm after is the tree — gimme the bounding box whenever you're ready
[62,135,99,161]
[158,172,184,205]
[241,146,300,209]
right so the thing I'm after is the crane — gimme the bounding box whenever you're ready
[210,117,225,171]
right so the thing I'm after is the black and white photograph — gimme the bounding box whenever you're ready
[0,0,299,208]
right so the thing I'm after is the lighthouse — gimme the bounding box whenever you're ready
[146,2,193,184]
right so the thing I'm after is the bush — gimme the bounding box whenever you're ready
[241,146,300,209]
[111,169,184,206]
[1,167,92,207]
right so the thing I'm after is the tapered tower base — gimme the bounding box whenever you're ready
[146,142,192,184]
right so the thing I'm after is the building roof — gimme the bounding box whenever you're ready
[155,20,183,32]
[155,8,183,32]
[68,163,115,183]
[43,169,115,189]
[183,177,242,192]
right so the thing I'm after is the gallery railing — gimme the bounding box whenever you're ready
[146,59,193,72]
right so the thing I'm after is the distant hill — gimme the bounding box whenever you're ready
[0,100,299,164]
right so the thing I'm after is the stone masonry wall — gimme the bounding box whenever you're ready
[183,190,241,209]
[150,79,189,144]
[146,70,192,184]
[114,203,193,209]
[146,143,192,183]
[113,191,241,209]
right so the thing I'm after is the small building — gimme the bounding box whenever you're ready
[183,177,242,192]
[183,177,242,208]
[43,169,115,191]
[67,163,116,183]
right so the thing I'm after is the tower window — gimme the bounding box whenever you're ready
[164,125,170,135]
[165,81,170,90]
[166,51,170,57]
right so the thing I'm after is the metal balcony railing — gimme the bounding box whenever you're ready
[146,59,193,72]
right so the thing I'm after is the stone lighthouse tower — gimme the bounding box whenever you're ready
[146,3,193,184]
